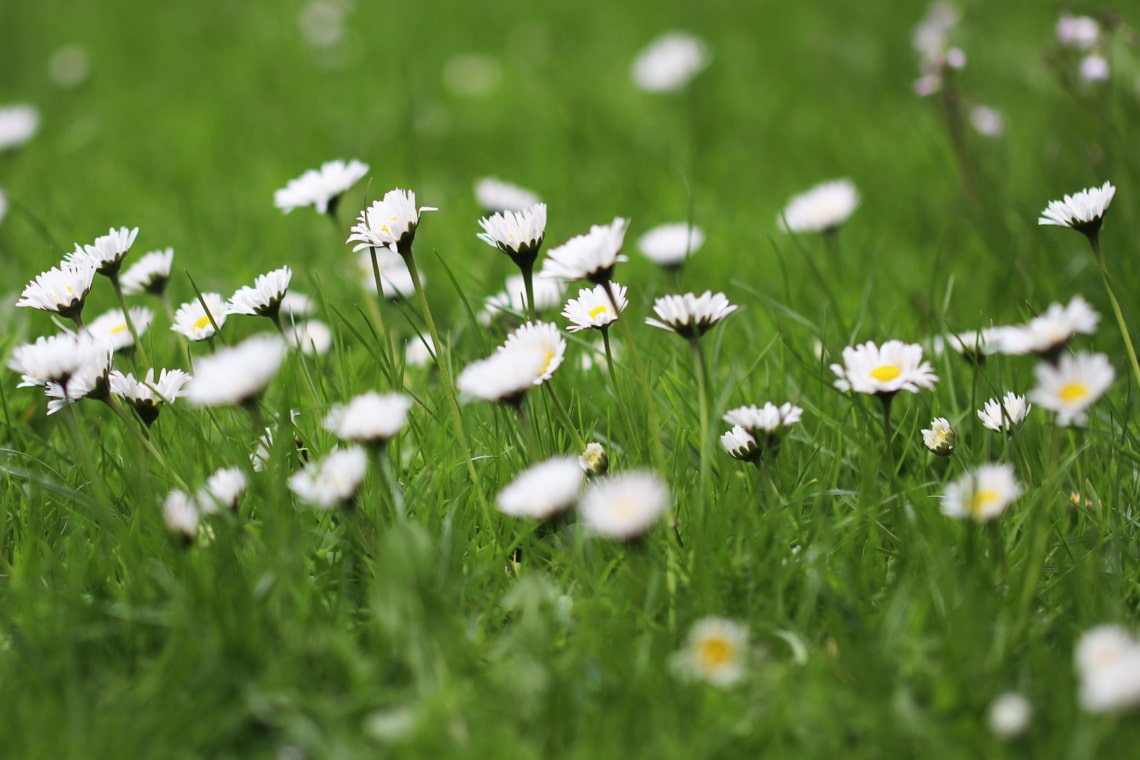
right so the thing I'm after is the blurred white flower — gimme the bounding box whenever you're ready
[323,391,413,446]
[670,617,749,688]
[1029,352,1114,427]
[631,31,710,93]
[988,692,1032,739]
[1079,53,1110,83]
[49,45,90,88]
[184,335,287,407]
[1075,624,1140,713]
[481,274,565,323]
[358,248,417,299]
[496,456,583,519]
[86,306,154,351]
[579,470,669,540]
[969,105,1004,138]
[289,447,369,510]
[198,467,247,513]
[539,217,629,284]
[474,177,540,212]
[275,159,369,215]
[778,179,860,233]
[637,222,705,267]
[921,417,956,455]
[287,319,332,355]
[0,104,39,151]
[110,368,191,426]
[443,53,502,97]
[120,248,174,296]
[1057,14,1100,50]
[579,442,608,476]
[940,463,1022,522]
[163,490,200,540]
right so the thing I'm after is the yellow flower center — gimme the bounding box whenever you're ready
[970,489,998,516]
[111,323,129,335]
[1059,381,1088,403]
[538,350,556,377]
[698,637,734,668]
[587,304,610,320]
[192,315,212,331]
[870,364,901,382]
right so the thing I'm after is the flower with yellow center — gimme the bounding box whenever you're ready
[830,339,938,396]
[346,188,437,257]
[921,417,956,455]
[87,306,154,351]
[499,321,566,384]
[172,292,228,341]
[17,259,98,323]
[670,617,749,687]
[1029,351,1114,427]
[562,282,627,332]
[940,463,1022,522]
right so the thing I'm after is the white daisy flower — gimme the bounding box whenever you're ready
[578,470,670,540]
[830,340,938,396]
[274,159,369,215]
[251,427,274,472]
[474,177,540,212]
[940,463,1022,522]
[346,188,437,256]
[579,442,608,476]
[0,104,39,151]
[172,292,228,341]
[496,456,583,519]
[228,265,292,320]
[921,417,956,455]
[1038,181,1115,234]
[1029,352,1114,427]
[9,332,108,388]
[1075,624,1140,713]
[778,179,860,234]
[17,259,98,322]
[945,328,1001,361]
[110,368,192,425]
[1080,54,1110,83]
[978,392,1031,433]
[44,347,114,414]
[280,291,316,318]
[289,447,369,510]
[645,291,738,339]
[456,350,546,407]
[720,426,760,463]
[988,693,1032,739]
[481,274,566,323]
[67,226,139,276]
[184,334,287,407]
[969,105,1005,138]
[631,31,710,93]
[539,217,629,284]
[500,321,566,384]
[119,248,174,296]
[1057,14,1100,49]
[405,336,433,368]
[287,319,332,355]
[86,306,154,351]
[197,467,247,513]
[637,222,705,267]
[562,282,627,332]
[358,248,416,299]
[477,203,547,266]
[723,402,803,434]
[163,489,201,540]
[323,391,413,446]
[670,617,749,688]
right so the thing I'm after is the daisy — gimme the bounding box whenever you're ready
[477,203,547,269]
[637,222,705,268]
[481,274,566,323]
[969,105,1005,138]
[539,217,629,285]
[921,417,956,455]
[1057,14,1100,49]
[323,391,413,446]
[346,188,437,256]
[87,306,154,351]
[723,402,803,434]
[562,282,627,332]
[279,291,316,318]
[228,265,292,323]
[500,321,566,385]
[17,259,98,324]
[110,368,192,426]
[172,292,228,341]
[945,328,1000,362]
[579,442,608,476]
[1029,352,1114,426]
[1075,624,1140,713]
[163,489,200,541]
[456,350,546,407]
[978,392,1031,433]
[578,470,670,540]
[830,340,938,396]
[44,348,114,414]
[197,467,247,513]
[0,104,39,151]
[778,179,860,234]
[405,337,433,368]
[720,426,760,464]
[1038,181,1115,236]
[1004,295,1100,358]
[9,332,108,388]
[183,335,287,407]
[474,177,540,212]
[119,248,174,296]
[670,617,749,688]
[289,447,369,510]
[645,291,737,340]
[495,456,583,519]
[988,693,1032,739]
[631,31,710,93]
[358,248,416,300]
[940,463,1022,522]
[67,226,139,277]
[287,320,332,355]
[1080,54,1110,83]
[274,159,369,215]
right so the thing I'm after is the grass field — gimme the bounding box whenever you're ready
[2,1,1140,757]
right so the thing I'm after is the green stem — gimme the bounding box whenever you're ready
[367,247,395,365]
[110,274,150,368]
[605,282,667,473]
[690,338,712,528]
[1089,233,1140,393]
[376,446,405,521]
[543,382,587,450]
[520,264,537,323]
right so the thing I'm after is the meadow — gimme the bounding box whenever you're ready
[2,0,1140,757]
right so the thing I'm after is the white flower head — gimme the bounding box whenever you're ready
[110,368,192,425]
[44,345,114,414]
[637,222,705,268]
[978,392,1031,433]
[496,456,583,520]
[1029,352,1114,427]
[481,274,566,324]
[539,217,629,284]
[946,328,1001,361]
[579,470,670,540]
[280,292,315,318]
[500,321,566,385]
[457,350,547,407]
[275,159,369,215]
[163,489,200,540]
[1080,53,1110,83]
[646,291,738,340]
[562,282,627,332]
[1057,14,1100,49]
[287,319,333,355]
[921,417,956,455]
[579,442,608,476]
[358,248,417,300]
[940,463,1022,522]
[172,292,228,341]
[87,306,154,351]
[120,248,174,296]
[631,31,710,93]
[323,391,413,445]
[778,179,860,234]
[197,467,247,513]
[405,336,433,368]
[184,335,287,407]
[1075,624,1140,713]
[830,340,938,395]
[289,446,369,510]
[17,259,98,321]
[720,426,760,463]
[723,402,803,435]
[988,693,1032,739]
[67,226,139,277]
[0,104,39,151]
[346,188,437,256]
[969,105,1005,138]
[228,265,292,319]
[1038,181,1115,235]
[474,177,540,212]
[670,617,749,688]
[477,203,547,266]
[10,332,108,389]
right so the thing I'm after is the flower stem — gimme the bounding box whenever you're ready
[690,338,712,526]
[543,382,587,451]
[1088,233,1140,392]
[520,264,537,323]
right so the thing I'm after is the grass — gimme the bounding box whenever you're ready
[2,0,1140,757]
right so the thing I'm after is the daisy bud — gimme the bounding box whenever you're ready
[579,442,609,477]
[921,417,956,456]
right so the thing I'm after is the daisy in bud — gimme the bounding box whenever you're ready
[196,467,247,513]
[988,693,1032,739]
[637,222,705,269]
[228,265,292,329]
[578,470,670,541]
[646,291,737,340]
[172,292,227,342]
[562,282,627,333]
[1075,624,1140,713]
[978,392,1031,433]
[481,274,566,324]
[288,447,369,510]
[631,31,709,93]
[921,417,956,455]
[110,368,192,426]
[1029,352,1114,427]
[830,340,938,396]
[87,306,154,352]
[163,489,201,542]
[720,426,760,465]
[539,217,629,286]
[579,442,608,476]
[67,226,138,278]
[44,345,114,414]
[9,332,107,390]
[274,159,369,217]
[17,258,98,327]
[474,177,540,213]
[119,248,174,296]
[287,320,332,355]
[496,456,583,520]
[183,335,287,408]
[670,617,749,688]
[323,391,413,448]
[778,179,859,234]
[940,463,1022,522]
[358,248,416,300]
[723,402,803,462]
[346,188,437,257]
[0,104,39,151]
